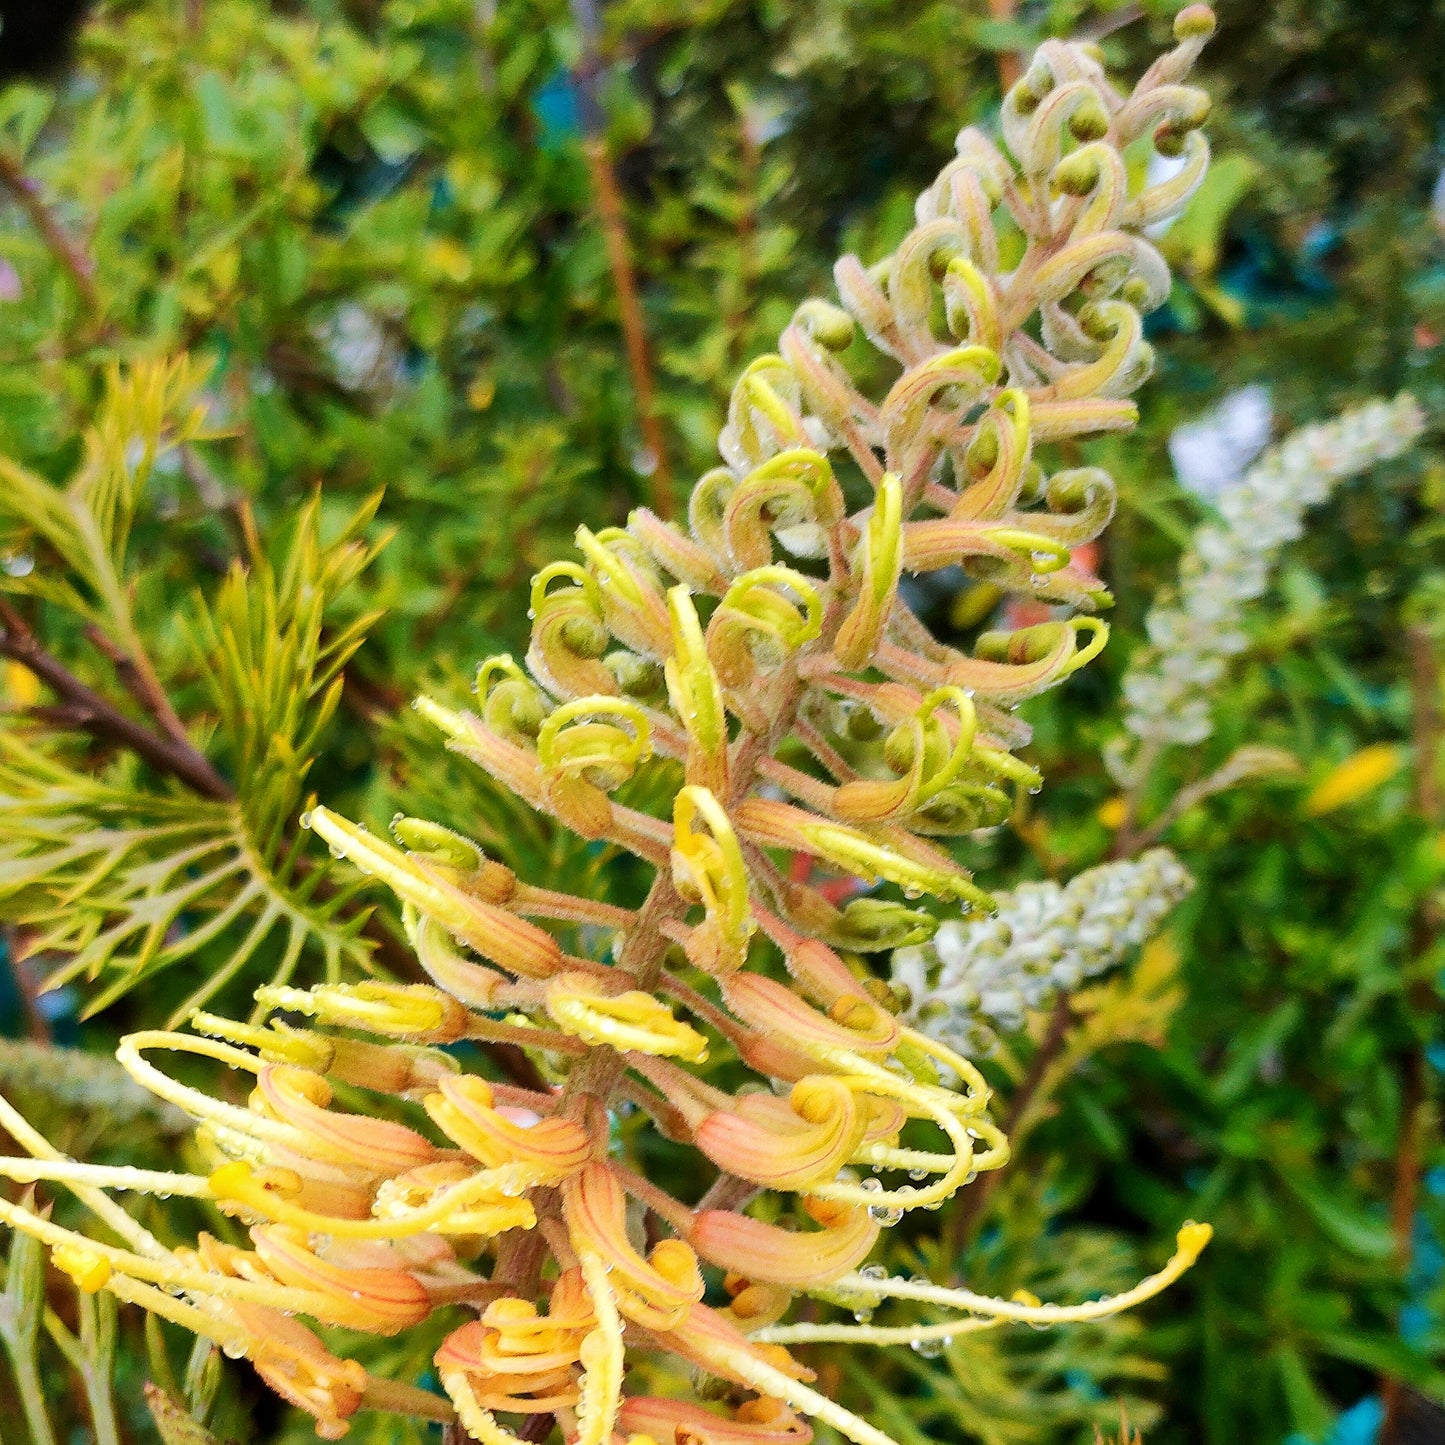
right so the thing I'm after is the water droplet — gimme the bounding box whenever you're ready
[869,1204,904,1226]
[909,1167,928,1181]
[860,1177,883,1194]
[298,811,313,829]
[911,1335,946,1357]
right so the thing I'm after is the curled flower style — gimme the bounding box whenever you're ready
[893,849,1194,1055]
[0,17,1220,1444]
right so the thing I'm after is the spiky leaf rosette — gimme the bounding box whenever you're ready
[0,15,1218,1444]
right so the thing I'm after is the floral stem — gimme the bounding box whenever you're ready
[0,147,102,318]
[1382,624,1442,1439]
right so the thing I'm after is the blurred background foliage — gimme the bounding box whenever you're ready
[1,0,1444,1441]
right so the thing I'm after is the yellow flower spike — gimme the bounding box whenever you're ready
[708,565,824,688]
[723,449,845,570]
[546,972,709,1063]
[250,1065,441,1174]
[228,1303,370,1440]
[249,1224,433,1335]
[834,472,904,670]
[1303,743,1404,816]
[942,255,1004,356]
[52,1241,112,1293]
[474,654,548,740]
[575,1251,625,1445]
[188,1011,335,1072]
[620,1397,812,1445]
[669,1305,900,1445]
[254,981,471,1042]
[664,587,729,793]
[690,1198,881,1288]
[801,820,987,906]
[527,561,618,700]
[671,785,755,974]
[304,806,563,979]
[535,706,647,784]
[726,357,810,468]
[405,909,507,1010]
[424,1074,594,1175]
[693,1076,864,1191]
[563,1164,705,1330]
[209,1159,536,1240]
[720,971,899,1057]
[575,525,672,656]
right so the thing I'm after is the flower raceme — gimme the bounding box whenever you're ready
[0,15,1219,1443]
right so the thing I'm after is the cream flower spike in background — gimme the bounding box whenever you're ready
[0,13,1219,1443]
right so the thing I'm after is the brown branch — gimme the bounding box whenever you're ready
[0,148,102,317]
[984,0,1023,91]
[0,606,556,1085]
[581,137,674,518]
[568,0,673,517]
[0,599,233,799]
[944,992,1074,1273]
[82,624,195,755]
[1382,625,1443,1442]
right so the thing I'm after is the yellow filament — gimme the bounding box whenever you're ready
[756,1315,1001,1347]
[699,1334,902,1445]
[537,696,652,776]
[0,1196,366,1326]
[0,1093,163,1260]
[672,786,752,947]
[116,1032,299,1150]
[575,1253,625,1445]
[823,1223,1213,1325]
[912,687,979,804]
[210,1162,536,1240]
[806,1075,997,1213]
[440,1369,523,1445]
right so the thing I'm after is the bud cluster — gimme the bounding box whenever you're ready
[1112,394,1425,780]
[892,849,1193,1056]
[0,15,1220,1444]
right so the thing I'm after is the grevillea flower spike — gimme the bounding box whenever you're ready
[0,12,1217,1442]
